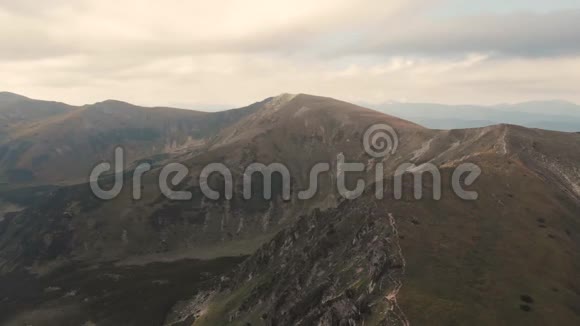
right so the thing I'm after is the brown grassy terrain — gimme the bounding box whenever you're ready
[0,93,578,325]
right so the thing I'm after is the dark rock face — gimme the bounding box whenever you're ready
[189,197,409,326]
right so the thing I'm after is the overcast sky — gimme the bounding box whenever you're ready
[1,0,579,109]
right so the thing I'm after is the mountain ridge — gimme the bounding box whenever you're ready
[0,93,578,325]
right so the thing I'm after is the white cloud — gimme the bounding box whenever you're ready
[0,0,579,107]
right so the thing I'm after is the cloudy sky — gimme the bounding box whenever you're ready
[1,0,579,109]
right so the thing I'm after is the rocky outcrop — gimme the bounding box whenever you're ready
[189,196,409,325]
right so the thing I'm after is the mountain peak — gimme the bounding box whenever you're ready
[0,91,30,102]
[267,93,297,107]
[87,99,140,111]
[94,99,133,105]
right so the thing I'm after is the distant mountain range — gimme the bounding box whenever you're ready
[369,100,580,132]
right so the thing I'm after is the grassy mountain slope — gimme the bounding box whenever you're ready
[0,94,578,325]
[0,95,260,187]
[183,125,580,326]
